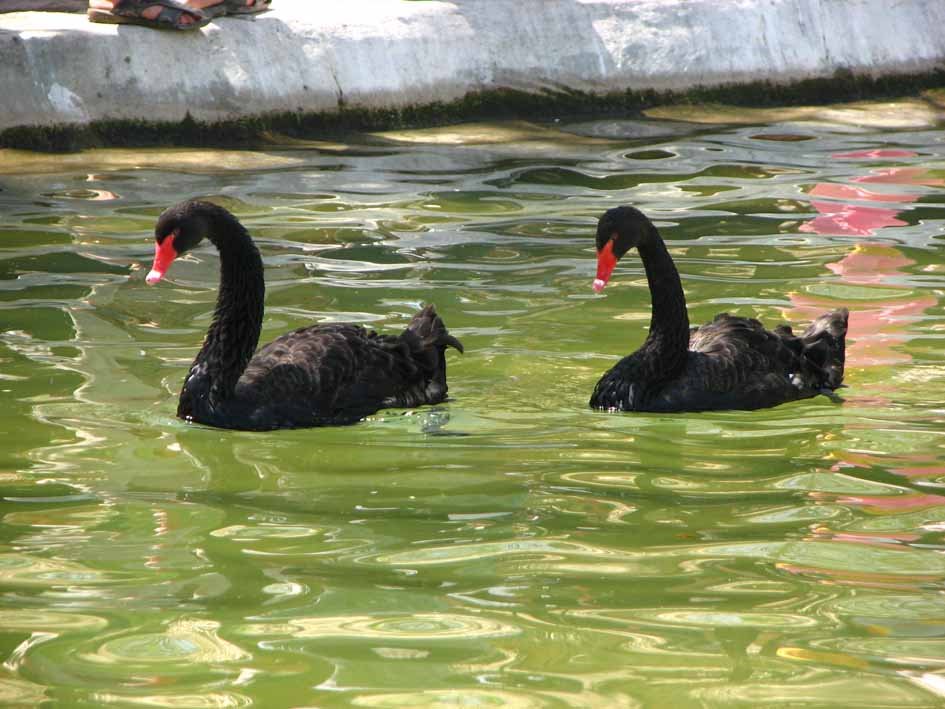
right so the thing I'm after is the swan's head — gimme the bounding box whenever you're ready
[593,206,653,292]
[146,200,218,285]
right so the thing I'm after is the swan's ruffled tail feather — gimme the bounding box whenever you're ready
[406,304,464,354]
[801,307,848,390]
[401,305,462,404]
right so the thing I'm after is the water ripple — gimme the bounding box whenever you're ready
[2,114,944,706]
[238,613,520,641]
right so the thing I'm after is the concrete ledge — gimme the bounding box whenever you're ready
[2,0,945,142]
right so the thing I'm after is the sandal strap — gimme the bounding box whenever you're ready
[113,0,207,22]
[154,5,193,27]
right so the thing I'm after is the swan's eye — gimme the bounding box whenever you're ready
[157,227,179,245]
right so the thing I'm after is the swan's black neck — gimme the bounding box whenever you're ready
[636,226,690,379]
[179,209,264,419]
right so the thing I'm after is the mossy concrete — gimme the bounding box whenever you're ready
[1,0,944,151]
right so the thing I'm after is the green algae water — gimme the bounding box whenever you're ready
[1,110,944,707]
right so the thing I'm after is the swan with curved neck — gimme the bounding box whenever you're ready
[590,206,848,412]
[147,200,462,430]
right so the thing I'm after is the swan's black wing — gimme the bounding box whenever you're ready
[650,310,847,411]
[228,306,462,430]
[592,309,848,413]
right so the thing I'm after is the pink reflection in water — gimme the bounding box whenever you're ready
[807,183,916,203]
[823,244,913,284]
[854,166,945,187]
[832,149,920,159]
[789,154,938,368]
[799,183,916,238]
[794,150,942,563]
[837,493,945,513]
[810,527,920,548]
[790,244,934,367]
[891,464,945,478]
[801,202,908,237]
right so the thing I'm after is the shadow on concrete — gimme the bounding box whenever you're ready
[2,1,85,12]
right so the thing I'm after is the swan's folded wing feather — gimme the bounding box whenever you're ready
[236,323,429,421]
[686,313,830,398]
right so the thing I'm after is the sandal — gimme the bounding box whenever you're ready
[202,0,270,18]
[88,0,210,30]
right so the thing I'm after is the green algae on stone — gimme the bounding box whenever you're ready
[2,69,944,152]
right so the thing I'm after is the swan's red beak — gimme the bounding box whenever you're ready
[147,232,178,285]
[593,239,617,293]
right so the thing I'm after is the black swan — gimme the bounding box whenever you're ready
[145,200,463,430]
[590,206,848,412]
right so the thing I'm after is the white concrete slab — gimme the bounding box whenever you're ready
[1,0,944,132]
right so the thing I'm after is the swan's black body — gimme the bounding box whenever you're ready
[590,206,848,413]
[148,200,462,431]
